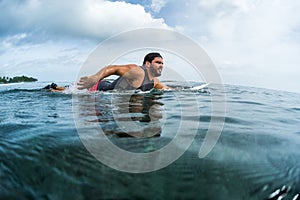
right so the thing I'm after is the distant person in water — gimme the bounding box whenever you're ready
[43,83,66,92]
[77,52,172,92]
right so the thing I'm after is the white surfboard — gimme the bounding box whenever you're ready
[189,83,210,91]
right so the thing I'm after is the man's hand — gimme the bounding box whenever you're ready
[77,75,99,90]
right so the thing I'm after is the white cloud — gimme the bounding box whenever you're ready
[151,0,167,13]
[1,33,27,50]
[0,0,168,40]
[191,0,300,92]
[0,39,91,81]
[204,1,300,64]
[0,0,170,81]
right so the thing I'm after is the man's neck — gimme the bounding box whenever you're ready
[145,67,154,81]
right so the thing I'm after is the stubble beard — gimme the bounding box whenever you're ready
[150,64,162,77]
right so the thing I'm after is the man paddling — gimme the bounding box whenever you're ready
[77,52,172,91]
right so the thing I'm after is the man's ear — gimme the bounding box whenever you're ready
[145,61,151,67]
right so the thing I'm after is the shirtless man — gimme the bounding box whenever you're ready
[77,52,172,91]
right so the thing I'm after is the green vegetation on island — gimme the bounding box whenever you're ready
[0,75,38,84]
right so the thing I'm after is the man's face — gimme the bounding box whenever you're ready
[148,57,164,77]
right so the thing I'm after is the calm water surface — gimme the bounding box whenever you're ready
[0,82,299,199]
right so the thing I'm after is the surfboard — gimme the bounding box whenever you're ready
[134,83,210,93]
[189,83,210,91]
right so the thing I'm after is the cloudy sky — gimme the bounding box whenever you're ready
[0,0,299,93]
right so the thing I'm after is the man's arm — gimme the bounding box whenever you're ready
[77,64,139,90]
[50,86,66,92]
[154,78,173,90]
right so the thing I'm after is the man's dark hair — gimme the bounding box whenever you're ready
[143,52,162,65]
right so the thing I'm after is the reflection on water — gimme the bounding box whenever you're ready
[103,93,164,138]
[74,92,165,138]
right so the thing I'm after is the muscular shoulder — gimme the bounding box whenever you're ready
[118,64,143,78]
[106,64,140,77]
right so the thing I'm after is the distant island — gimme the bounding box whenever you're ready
[0,75,38,84]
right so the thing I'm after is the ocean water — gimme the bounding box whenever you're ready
[0,81,299,200]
